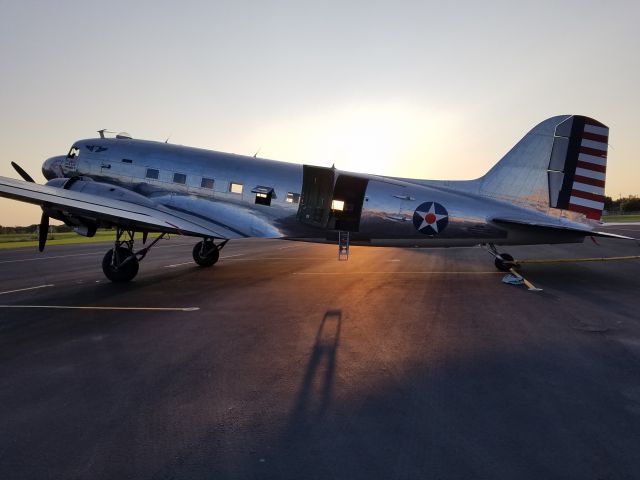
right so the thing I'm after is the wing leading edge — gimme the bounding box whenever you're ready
[0,176,234,239]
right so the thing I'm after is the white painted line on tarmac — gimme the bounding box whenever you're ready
[221,253,246,259]
[0,305,200,311]
[0,284,55,296]
[293,271,502,275]
[163,253,245,268]
[277,243,311,250]
[164,261,195,268]
[0,242,195,264]
[0,252,101,264]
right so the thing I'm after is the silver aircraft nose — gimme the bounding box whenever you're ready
[42,155,65,180]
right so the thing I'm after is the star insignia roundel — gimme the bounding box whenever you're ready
[412,201,449,235]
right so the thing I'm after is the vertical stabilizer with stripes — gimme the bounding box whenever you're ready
[477,115,608,222]
[548,116,608,220]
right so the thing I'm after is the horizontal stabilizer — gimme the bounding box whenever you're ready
[492,217,636,240]
[590,230,639,241]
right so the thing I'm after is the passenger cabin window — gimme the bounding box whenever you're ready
[173,173,187,184]
[122,158,133,164]
[230,182,243,194]
[286,192,300,204]
[201,177,214,189]
[146,168,159,179]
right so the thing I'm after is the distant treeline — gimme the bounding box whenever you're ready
[0,224,75,235]
[604,195,640,213]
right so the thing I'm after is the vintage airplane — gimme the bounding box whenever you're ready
[0,114,631,282]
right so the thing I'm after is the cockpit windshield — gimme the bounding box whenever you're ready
[67,145,80,159]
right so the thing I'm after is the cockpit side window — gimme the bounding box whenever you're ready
[67,146,80,159]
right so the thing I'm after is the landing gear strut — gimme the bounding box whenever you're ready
[192,239,228,267]
[102,229,166,282]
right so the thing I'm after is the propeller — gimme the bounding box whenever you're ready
[11,161,52,251]
[38,212,49,252]
[11,161,35,183]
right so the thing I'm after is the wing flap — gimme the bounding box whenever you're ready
[0,176,232,238]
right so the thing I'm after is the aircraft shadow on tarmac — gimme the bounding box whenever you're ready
[285,309,343,432]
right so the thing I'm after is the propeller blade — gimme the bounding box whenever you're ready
[11,161,36,183]
[39,213,49,252]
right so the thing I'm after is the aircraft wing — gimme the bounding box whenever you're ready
[0,176,234,238]
[491,217,637,240]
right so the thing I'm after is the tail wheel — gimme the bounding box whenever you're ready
[102,247,139,282]
[494,253,516,272]
[193,241,220,267]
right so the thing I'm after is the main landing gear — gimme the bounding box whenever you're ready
[192,239,228,267]
[102,229,168,282]
[101,230,229,282]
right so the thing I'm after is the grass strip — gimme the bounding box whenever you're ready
[0,230,161,249]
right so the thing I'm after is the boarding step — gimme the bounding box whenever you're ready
[338,230,350,261]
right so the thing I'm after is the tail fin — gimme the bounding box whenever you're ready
[548,116,608,220]
[479,115,608,221]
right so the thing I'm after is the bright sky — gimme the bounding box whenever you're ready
[1,0,638,226]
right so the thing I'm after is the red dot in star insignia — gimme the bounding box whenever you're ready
[425,213,436,224]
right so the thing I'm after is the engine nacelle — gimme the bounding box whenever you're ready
[45,177,155,208]
[43,177,157,232]
[73,225,97,237]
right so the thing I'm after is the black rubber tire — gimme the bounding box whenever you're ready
[102,247,139,282]
[494,253,515,272]
[192,241,220,267]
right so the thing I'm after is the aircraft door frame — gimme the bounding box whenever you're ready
[329,174,369,232]
[297,167,369,232]
[297,165,335,228]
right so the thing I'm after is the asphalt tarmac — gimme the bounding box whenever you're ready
[1,225,640,479]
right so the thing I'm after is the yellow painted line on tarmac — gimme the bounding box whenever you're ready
[516,255,640,265]
[0,305,199,311]
[0,284,55,295]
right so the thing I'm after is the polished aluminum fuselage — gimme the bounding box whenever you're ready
[43,135,590,247]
